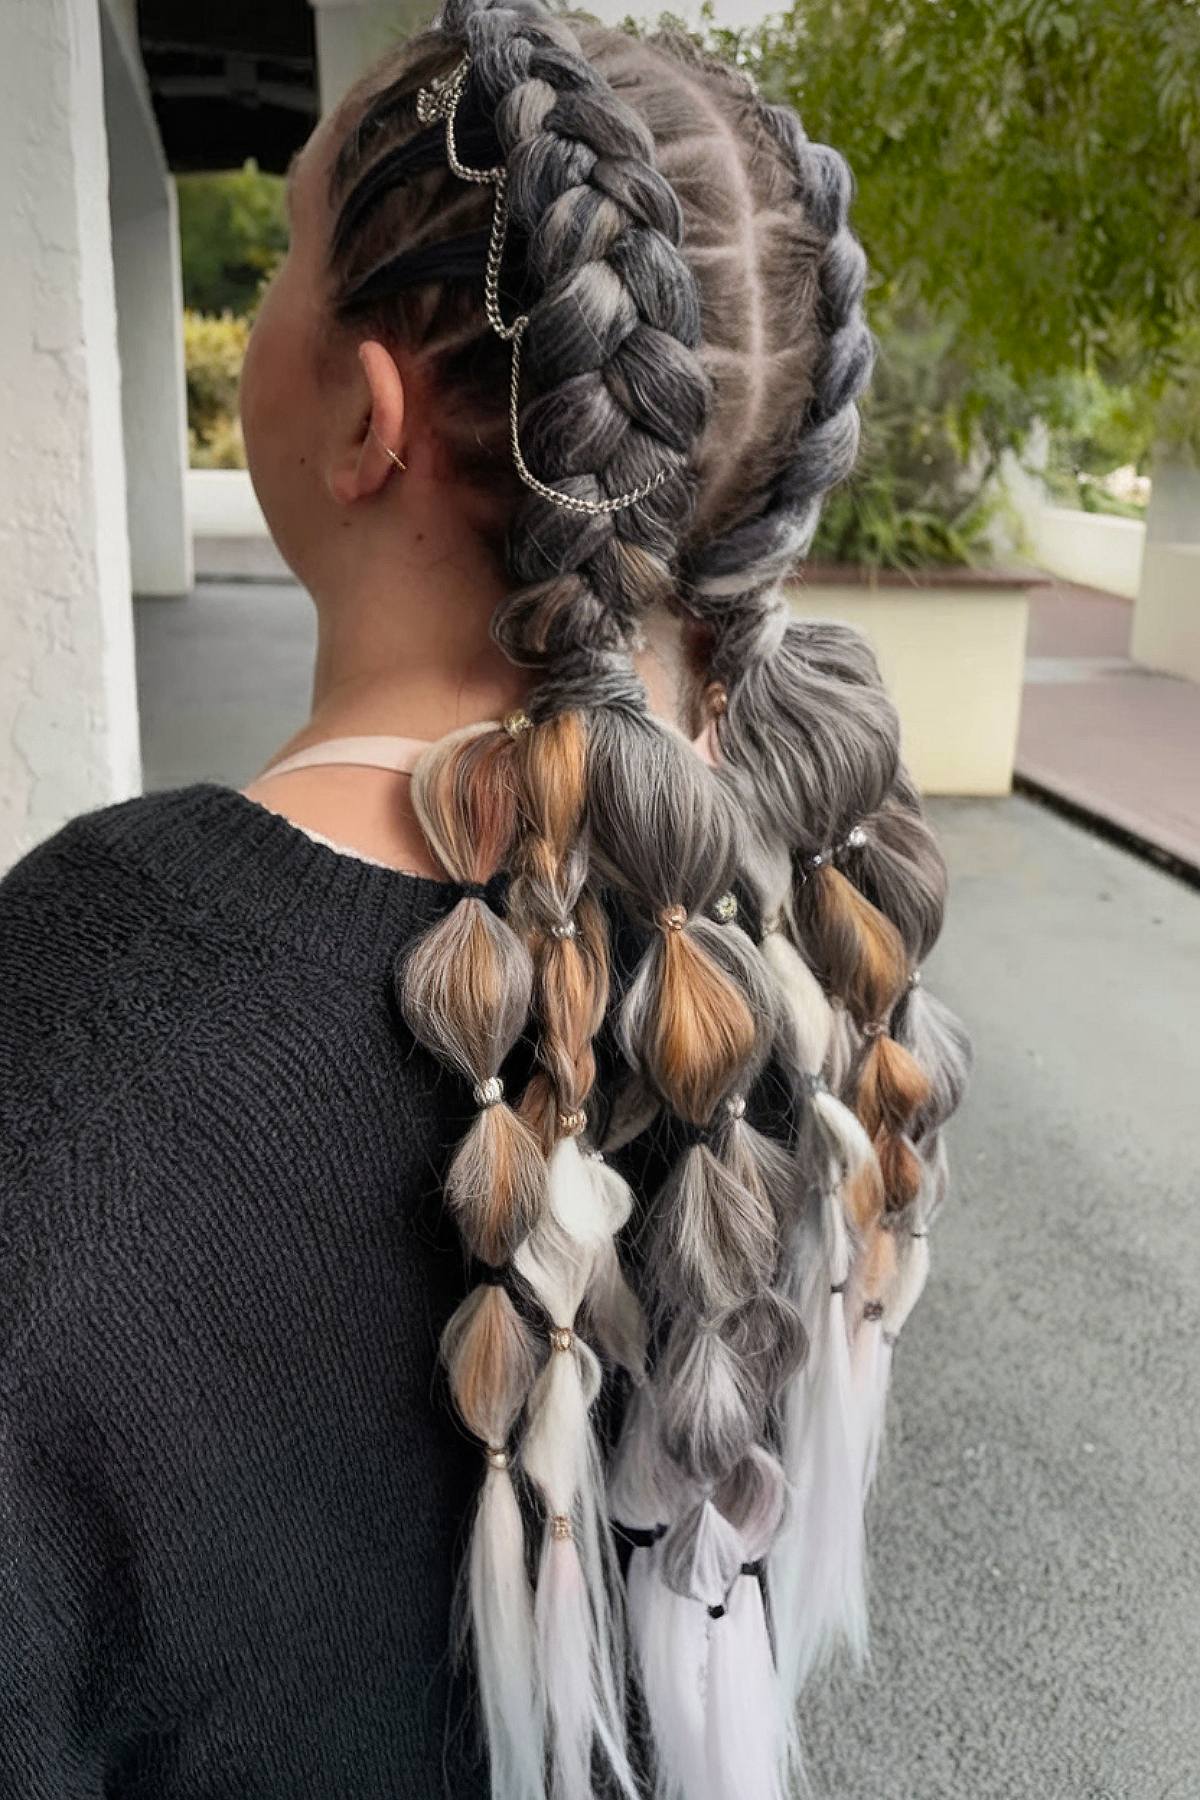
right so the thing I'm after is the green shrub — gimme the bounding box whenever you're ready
[184,309,249,469]
[810,308,1007,571]
[176,162,288,317]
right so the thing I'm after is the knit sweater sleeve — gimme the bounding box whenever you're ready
[0,823,147,1791]
[1,1331,110,1798]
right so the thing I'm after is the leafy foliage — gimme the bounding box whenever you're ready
[184,310,249,469]
[810,306,1008,569]
[747,0,1200,412]
[176,162,288,317]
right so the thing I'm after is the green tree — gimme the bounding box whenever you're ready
[741,0,1200,455]
[176,161,288,317]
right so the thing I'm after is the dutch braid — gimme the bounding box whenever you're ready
[324,11,973,1797]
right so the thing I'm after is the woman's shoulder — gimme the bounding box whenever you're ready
[0,784,215,917]
[0,783,436,1158]
[0,785,225,1043]
[0,788,223,1142]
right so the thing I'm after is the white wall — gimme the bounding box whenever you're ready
[0,0,141,866]
[311,0,434,111]
[1133,543,1200,684]
[309,0,786,103]
[563,0,786,25]
[101,1,193,596]
[1023,504,1145,602]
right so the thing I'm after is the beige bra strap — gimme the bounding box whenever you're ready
[257,719,719,785]
[256,735,433,782]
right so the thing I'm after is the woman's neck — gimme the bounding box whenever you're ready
[242,534,689,880]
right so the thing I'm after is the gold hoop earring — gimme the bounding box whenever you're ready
[369,425,406,472]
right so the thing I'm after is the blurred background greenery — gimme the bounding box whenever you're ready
[179,0,1199,564]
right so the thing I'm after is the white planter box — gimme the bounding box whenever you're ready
[787,572,1034,797]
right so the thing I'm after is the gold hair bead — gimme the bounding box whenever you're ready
[472,1075,504,1108]
[658,904,687,933]
[705,681,728,718]
[549,1325,574,1354]
[502,709,532,737]
[550,1513,573,1541]
[557,1108,587,1137]
[484,1444,509,1471]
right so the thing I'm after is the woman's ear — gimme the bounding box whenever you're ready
[327,339,407,505]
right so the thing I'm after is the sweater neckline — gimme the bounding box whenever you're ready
[82,781,473,974]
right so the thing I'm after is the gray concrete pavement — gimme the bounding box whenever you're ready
[135,582,316,793]
[1018,580,1200,873]
[802,796,1200,1800]
[135,583,1200,1799]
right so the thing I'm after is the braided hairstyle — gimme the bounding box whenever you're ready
[325,6,970,1795]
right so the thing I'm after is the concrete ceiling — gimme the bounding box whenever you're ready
[138,0,318,172]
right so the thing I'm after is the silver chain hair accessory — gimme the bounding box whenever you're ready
[416,54,673,517]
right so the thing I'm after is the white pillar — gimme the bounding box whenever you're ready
[101,2,193,598]
[310,0,434,114]
[1132,447,1200,681]
[0,0,141,866]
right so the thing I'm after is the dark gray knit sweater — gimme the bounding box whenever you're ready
[0,782,550,1799]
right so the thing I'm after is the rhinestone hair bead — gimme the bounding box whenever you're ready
[550,918,578,940]
[908,966,923,989]
[844,825,868,851]
[472,1075,504,1108]
[713,892,738,923]
[502,709,532,737]
[484,1444,509,1471]
[659,904,688,933]
[549,1326,574,1354]
[557,1108,587,1137]
[726,1094,747,1120]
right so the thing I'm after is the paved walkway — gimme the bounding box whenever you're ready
[1017,579,1200,873]
[803,794,1199,1799]
[133,579,1200,1800]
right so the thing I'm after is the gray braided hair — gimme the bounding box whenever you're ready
[324,9,971,1796]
